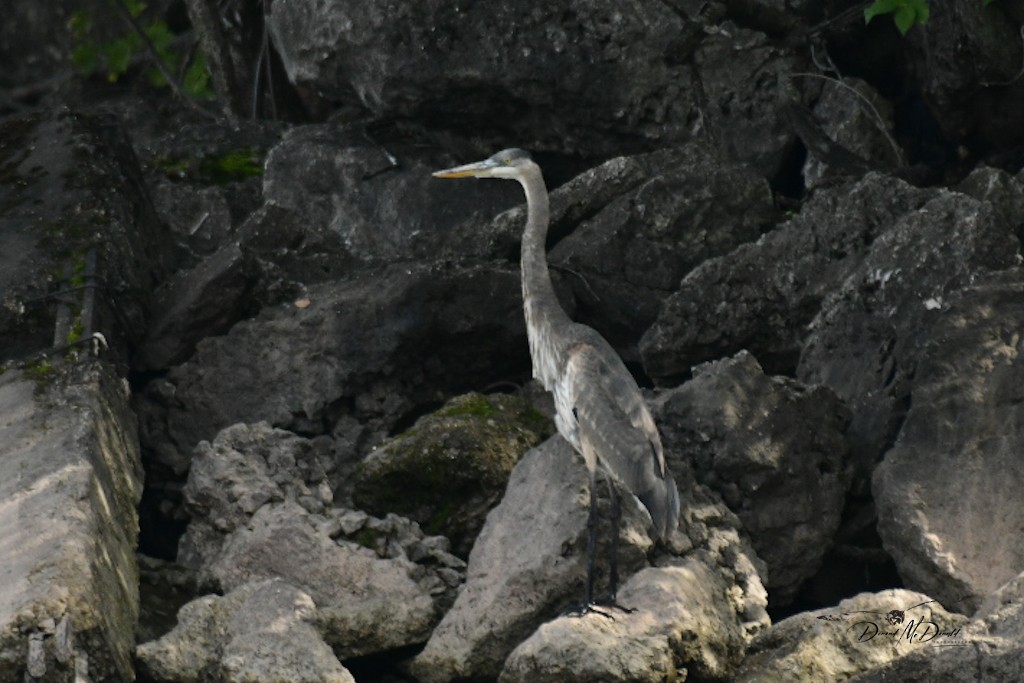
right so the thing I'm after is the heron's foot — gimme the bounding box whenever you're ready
[560,601,614,620]
[595,592,635,614]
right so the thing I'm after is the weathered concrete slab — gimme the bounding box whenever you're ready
[0,361,143,681]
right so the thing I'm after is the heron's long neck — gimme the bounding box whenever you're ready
[520,171,573,389]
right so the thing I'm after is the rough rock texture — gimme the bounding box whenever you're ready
[735,589,968,682]
[0,362,143,682]
[137,578,355,683]
[135,242,252,371]
[0,107,169,365]
[652,351,852,606]
[267,2,806,164]
[874,269,1024,613]
[642,171,1022,480]
[798,177,1020,480]
[177,422,465,659]
[549,142,773,357]
[410,437,653,683]
[353,392,553,557]
[640,173,935,382]
[500,560,751,683]
[904,0,1024,150]
[412,436,769,682]
[851,572,1024,682]
[802,77,903,188]
[139,262,528,469]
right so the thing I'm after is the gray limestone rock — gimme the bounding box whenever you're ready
[653,351,852,606]
[137,578,355,683]
[500,559,754,682]
[0,362,143,682]
[412,436,769,682]
[735,589,968,682]
[873,269,1024,613]
[851,572,1024,682]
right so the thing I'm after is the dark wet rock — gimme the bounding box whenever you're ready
[851,572,1024,682]
[873,269,1024,614]
[549,143,773,358]
[0,361,143,682]
[267,3,806,164]
[135,242,253,371]
[640,173,935,381]
[904,0,1024,151]
[412,436,768,682]
[802,77,903,189]
[0,107,170,366]
[735,589,967,682]
[353,392,553,557]
[137,578,356,683]
[652,351,852,607]
[139,261,529,469]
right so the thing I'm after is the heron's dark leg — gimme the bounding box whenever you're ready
[596,478,635,613]
[562,468,611,619]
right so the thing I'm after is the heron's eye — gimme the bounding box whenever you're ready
[503,157,512,165]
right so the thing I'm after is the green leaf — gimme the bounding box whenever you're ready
[183,54,213,99]
[104,36,136,80]
[71,42,99,74]
[864,0,900,24]
[983,0,998,6]
[893,5,916,34]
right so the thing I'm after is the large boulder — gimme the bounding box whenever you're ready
[735,589,968,682]
[353,392,553,557]
[852,571,1024,682]
[177,422,465,659]
[0,362,143,682]
[652,351,852,606]
[412,436,769,682]
[137,578,355,683]
[549,142,773,358]
[267,2,806,164]
[139,262,529,470]
[873,268,1024,613]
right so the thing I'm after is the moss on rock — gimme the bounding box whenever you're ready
[352,392,553,557]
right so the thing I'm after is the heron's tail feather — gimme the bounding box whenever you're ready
[638,470,680,541]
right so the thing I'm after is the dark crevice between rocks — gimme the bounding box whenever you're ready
[771,491,902,622]
[342,643,424,683]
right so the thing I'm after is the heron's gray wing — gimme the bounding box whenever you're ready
[565,339,679,537]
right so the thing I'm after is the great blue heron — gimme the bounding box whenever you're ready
[434,149,680,615]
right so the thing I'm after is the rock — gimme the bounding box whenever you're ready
[500,560,753,682]
[904,0,1024,151]
[202,502,441,658]
[652,351,852,606]
[137,578,355,683]
[176,422,465,658]
[0,107,169,365]
[135,242,253,371]
[735,589,968,682]
[177,422,338,565]
[640,173,936,382]
[412,436,769,682]
[353,391,553,557]
[798,180,1020,481]
[411,437,653,683]
[873,269,1024,613]
[267,3,805,162]
[139,261,528,467]
[850,572,1024,682]
[549,142,773,358]
[0,361,143,682]
[802,77,903,188]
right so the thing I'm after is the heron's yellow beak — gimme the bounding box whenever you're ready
[432,159,499,178]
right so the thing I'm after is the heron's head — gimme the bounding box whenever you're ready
[432,148,534,181]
